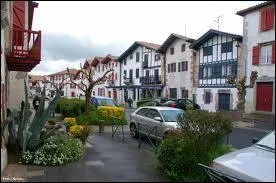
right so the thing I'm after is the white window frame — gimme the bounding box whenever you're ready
[260,44,272,64]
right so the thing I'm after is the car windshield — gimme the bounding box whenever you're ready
[98,98,115,106]
[255,131,275,151]
[159,109,184,122]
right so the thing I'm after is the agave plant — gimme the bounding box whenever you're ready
[1,79,62,152]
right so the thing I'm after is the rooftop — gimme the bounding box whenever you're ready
[236,1,275,16]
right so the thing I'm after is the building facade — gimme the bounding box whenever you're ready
[190,29,243,112]
[117,41,162,106]
[1,1,42,174]
[237,1,275,114]
[157,33,196,100]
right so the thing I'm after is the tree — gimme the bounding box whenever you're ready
[67,64,114,114]
[227,71,258,111]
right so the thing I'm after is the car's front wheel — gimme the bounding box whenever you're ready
[130,124,138,138]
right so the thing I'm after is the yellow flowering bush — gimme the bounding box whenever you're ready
[64,117,77,127]
[69,125,83,137]
[97,106,127,125]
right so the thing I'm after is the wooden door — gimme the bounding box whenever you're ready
[256,82,273,112]
[219,93,230,111]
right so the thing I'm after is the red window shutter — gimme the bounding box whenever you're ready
[260,9,267,31]
[266,8,274,30]
[272,42,275,64]
[13,1,25,46]
[252,46,260,65]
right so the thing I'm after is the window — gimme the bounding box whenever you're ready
[98,66,100,72]
[123,59,126,65]
[181,61,188,71]
[205,92,211,104]
[109,63,111,68]
[203,67,208,78]
[168,64,171,73]
[178,63,181,72]
[203,46,212,56]
[71,92,75,97]
[144,54,148,62]
[136,68,139,78]
[115,73,117,80]
[102,65,104,72]
[221,41,233,53]
[115,62,118,67]
[199,66,204,79]
[170,63,176,72]
[169,88,177,98]
[70,83,76,89]
[123,70,127,78]
[155,54,160,61]
[136,108,148,116]
[136,52,140,62]
[221,64,227,77]
[212,63,222,78]
[260,44,272,64]
[129,54,133,59]
[208,66,212,78]
[112,63,114,68]
[170,47,174,55]
[260,8,274,31]
[181,44,186,52]
[146,109,161,119]
[181,89,188,98]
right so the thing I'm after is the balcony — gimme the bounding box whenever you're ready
[6,28,42,72]
[143,61,148,68]
[140,75,161,84]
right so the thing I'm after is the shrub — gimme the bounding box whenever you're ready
[69,125,83,137]
[79,125,91,144]
[77,112,99,125]
[139,101,154,107]
[64,117,77,127]
[21,134,85,166]
[57,98,89,117]
[137,99,151,108]
[156,110,233,182]
[97,106,127,125]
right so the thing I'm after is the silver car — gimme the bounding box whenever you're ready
[209,130,275,182]
[129,106,184,140]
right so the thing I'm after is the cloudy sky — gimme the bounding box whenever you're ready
[30,1,264,76]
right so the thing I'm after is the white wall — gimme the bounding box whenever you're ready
[243,7,275,113]
[165,39,195,99]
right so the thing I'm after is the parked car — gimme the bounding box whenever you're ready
[161,98,200,111]
[129,106,184,140]
[90,96,116,107]
[153,97,169,106]
[208,130,275,182]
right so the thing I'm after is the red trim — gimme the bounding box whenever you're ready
[266,8,274,30]
[260,9,266,31]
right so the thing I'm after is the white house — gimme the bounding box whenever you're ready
[190,29,243,112]
[117,41,162,106]
[237,1,275,114]
[47,69,82,98]
[83,55,121,103]
[157,33,196,100]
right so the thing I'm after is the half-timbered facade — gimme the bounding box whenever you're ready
[190,29,242,111]
[237,1,275,114]
[117,41,162,106]
[157,33,196,99]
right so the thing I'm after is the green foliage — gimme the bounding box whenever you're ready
[56,98,92,117]
[48,119,56,125]
[156,110,233,182]
[139,101,155,107]
[70,125,91,144]
[137,99,151,108]
[21,134,85,165]
[64,117,77,127]
[77,110,127,126]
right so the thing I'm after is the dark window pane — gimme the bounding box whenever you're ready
[136,52,140,62]
[136,68,139,78]
[178,63,181,72]
[221,41,233,53]
[168,64,170,73]
[181,44,186,52]
[144,54,148,62]
[205,92,211,104]
[199,66,204,79]
[170,47,174,55]
[203,46,212,56]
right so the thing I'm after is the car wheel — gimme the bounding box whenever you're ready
[130,124,138,138]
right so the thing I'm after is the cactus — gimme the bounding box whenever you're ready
[1,79,62,151]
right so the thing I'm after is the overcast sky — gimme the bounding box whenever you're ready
[30,1,264,76]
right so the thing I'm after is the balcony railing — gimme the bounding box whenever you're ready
[6,28,42,71]
[140,75,161,84]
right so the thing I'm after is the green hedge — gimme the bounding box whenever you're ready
[56,98,94,117]
[137,99,151,108]
[77,110,127,125]
[156,110,233,182]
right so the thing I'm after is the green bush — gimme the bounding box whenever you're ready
[77,109,127,125]
[21,134,85,166]
[137,99,151,108]
[57,98,89,117]
[156,110,233,182]
[139,101,154,107]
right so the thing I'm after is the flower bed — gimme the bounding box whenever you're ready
[21,134,85,166]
